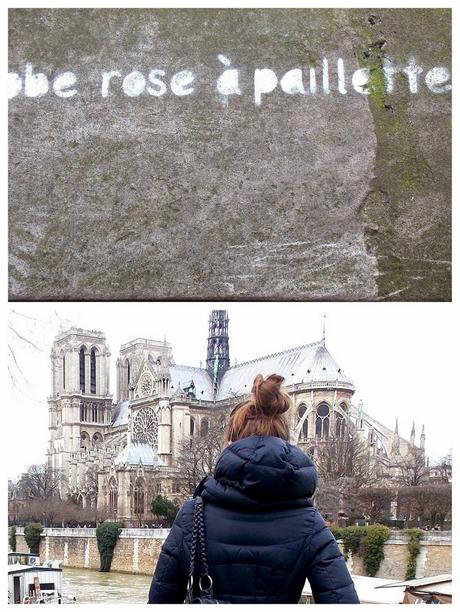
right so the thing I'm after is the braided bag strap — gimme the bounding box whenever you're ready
[186,496,214,602]
[185,498,200,602]
[195,497,210,580]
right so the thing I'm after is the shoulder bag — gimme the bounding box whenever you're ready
[185,496,229,604]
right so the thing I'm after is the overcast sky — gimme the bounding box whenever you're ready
[7,302,453,480]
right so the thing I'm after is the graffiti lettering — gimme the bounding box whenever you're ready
[216,55,241,107]
[8,57,452,105]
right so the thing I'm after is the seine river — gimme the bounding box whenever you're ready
[62,568,152,604]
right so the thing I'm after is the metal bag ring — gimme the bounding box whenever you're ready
[199,574,213,592]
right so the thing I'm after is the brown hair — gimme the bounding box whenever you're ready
[225,374,292,444]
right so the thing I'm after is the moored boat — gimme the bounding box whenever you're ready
[8,552,75,604]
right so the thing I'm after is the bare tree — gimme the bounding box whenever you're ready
[8,317,43,387]
[397,484,452,529]
[17,464,65,500]
[81,465,99,513]
[431,452,452,483]
[314,429,377,524]
[315,428,376,488]
[175,413,228,497]
[357,487,394,524]
[16,497,67,527]
[13,493,111,528]
[394,447,429,487]
[432,484,452,529]
[314,479,351,525]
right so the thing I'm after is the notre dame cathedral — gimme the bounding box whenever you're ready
[47,310,424,524]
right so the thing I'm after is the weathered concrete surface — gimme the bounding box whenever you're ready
[8,9,451,300]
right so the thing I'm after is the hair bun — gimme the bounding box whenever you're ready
[252,374,291,417]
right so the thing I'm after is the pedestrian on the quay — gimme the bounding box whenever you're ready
[148,374,360,604]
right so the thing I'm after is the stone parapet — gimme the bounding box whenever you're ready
[14,528,451,578]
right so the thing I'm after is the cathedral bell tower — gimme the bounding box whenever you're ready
[206,310,230,390]
[47,328,112,497]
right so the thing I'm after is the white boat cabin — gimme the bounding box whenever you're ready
[8,553,63,604]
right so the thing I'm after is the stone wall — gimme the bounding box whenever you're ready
[8,9,451,301]
[15,533,30,554]
[15,528,451,578]
[15,527,168,575]
[340,531,452,581]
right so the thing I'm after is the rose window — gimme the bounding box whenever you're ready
[140,374,153,397]
[133,407,158,448]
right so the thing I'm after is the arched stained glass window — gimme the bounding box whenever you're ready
[336,412,346,437]
[93,432,103,449]
[80,431,89,449]
[201,418,209,437]
[315,403,330,439]
[109,478,118,515]
[298,404,308,441]
[134,478,145,517]
[79,348,85,393]
[90,349,96,394]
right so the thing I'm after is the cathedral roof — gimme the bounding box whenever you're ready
[216,339,353,400]
[170,365,215,401]
[113,441,166,467]
[112,399,129,427]
[113,340,352,408]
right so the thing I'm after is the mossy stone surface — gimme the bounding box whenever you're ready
[8,9,451,300]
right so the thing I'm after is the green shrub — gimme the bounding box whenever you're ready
[96,522,122,572]
[330,526,345,541]
[9,525,17,552]
[405,528,423,580]
[24,523,43,555]
[362,525,391,576]
[332,524,390,576]
[150,495,179,527]
[341,526,368,556]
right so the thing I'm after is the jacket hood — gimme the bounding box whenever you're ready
[199,435,318,510]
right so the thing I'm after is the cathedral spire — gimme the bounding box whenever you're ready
[357,399,364,430]
[322,313,327,343]
[420,424,425,450]
[410,421,416,447]
[206,310,230,389]
[391,418,400,455]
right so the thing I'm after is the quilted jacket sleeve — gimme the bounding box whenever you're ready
[305,512,360,604]
[148,506,189,604]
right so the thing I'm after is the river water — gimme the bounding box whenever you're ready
[62,567,152,604]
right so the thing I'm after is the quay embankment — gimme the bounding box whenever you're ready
[14,527,451,580]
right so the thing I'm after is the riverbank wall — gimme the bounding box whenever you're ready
[15,528,451,579]
[15,527,168,576]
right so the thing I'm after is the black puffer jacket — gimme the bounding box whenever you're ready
[148,435,359,604]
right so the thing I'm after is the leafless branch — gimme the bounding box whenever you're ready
[8,324,42,351]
